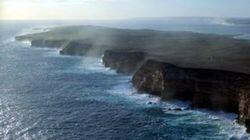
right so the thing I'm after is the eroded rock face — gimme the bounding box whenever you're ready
[239,83,250,132]
[132,60,192,99]
[132,59,250,113]
[102,50,146,74]
[31,39,67,48]
[60,42,92,56]
[189,69,243,113]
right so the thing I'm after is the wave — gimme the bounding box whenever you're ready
[44,51,117,75]
[8,28,250,139]
[106,68,250,139]
[107,78,163,107]
[234,34,250,40]
[78,57,117,75]
[211,18,235,26]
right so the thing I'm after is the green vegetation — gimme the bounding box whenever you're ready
[16,25,250,74]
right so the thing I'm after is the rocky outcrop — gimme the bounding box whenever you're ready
[15,25,250,132]
[31,39,67,48]
[132,59,250,132]
[102,50,146,74]
[132,59,250,114]
[132,60,194,100]
[59,42,92,56]
[189,69,245,113]
[29,39,94,56]
[239,83,250,132]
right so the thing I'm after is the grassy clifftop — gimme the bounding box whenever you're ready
[16,25,250,74]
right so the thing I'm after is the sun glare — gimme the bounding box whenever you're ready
[1,1,37,20]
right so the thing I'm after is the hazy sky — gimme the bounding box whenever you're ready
[0,0,250,20]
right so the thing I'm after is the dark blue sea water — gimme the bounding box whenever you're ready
[1,20,250,140]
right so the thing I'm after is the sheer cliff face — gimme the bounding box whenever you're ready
[102,50,146,74]
[132,60,166,96]
[16,25,250,74]
[239,84,250,132]
[132,59,250,113]
[132,60,192,99]
[101,49,250,132]
[60,42,92,56]
[16,25,250,133]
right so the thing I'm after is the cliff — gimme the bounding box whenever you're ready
[239,83,250,132]
[28,38,99,56]
[15,25,250,74]
[130,59,250,131]
[15,25,250,132]
[60,42,92,56]
[132,59,250,113]
[132,60,194,100]
[102,50,146,74]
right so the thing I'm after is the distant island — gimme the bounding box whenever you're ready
[16,25,250,132]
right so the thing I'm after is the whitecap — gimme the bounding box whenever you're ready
[78,57,117,74]
[107,74,250,139]
[234,34,250,40]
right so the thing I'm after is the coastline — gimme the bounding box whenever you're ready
[16,25,248,133]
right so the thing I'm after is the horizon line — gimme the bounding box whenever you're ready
[1,16,250,21]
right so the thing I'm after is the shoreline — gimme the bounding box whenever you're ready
[15,25,250,133]
[38,47,250,138]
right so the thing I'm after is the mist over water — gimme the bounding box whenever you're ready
[1,20,250,139]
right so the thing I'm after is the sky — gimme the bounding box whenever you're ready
[0,0,250,20]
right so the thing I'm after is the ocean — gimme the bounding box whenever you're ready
[1,20,250,140]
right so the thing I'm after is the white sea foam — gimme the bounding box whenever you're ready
[11,28,250,138]
[46,54,118,75]
[234,34,250,40]
[78,57,116,74]
[17,39,31,46]
[107,78,163,107]
[211,18,234,26]
[107,71,250,139]
[0,37,16,46]
[62,57,117,75]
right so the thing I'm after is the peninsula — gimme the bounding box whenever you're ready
[16,25,250,132]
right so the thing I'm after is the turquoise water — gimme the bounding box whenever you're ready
[0,21,250,140]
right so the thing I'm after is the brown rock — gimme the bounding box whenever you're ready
[102,50,146,74]
[60,42,92,56]
[238,81,250,132]
[132,59,250,113]
[132,59,192,99]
